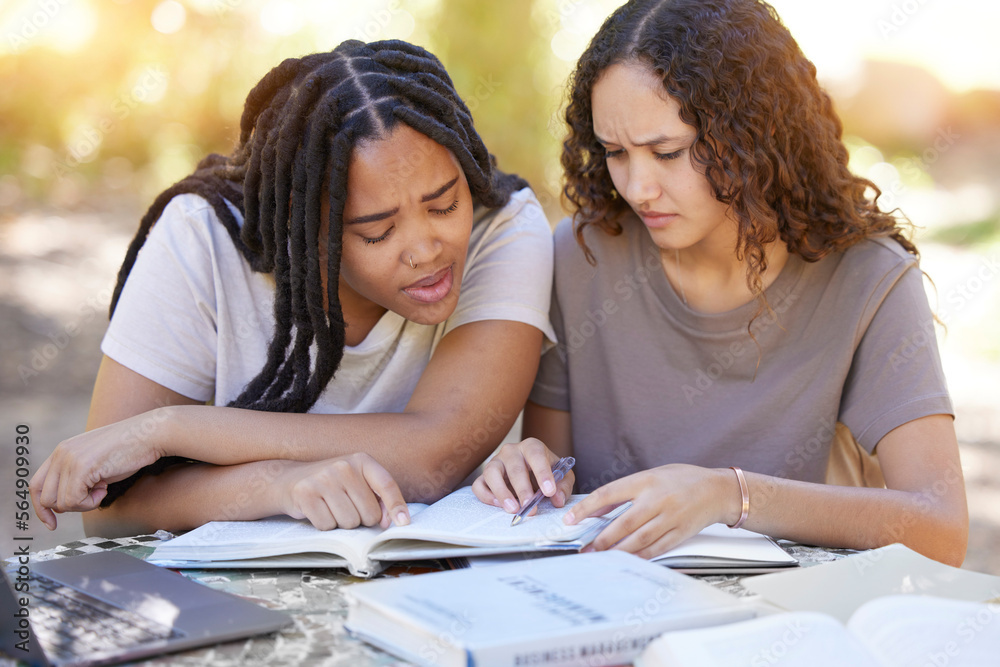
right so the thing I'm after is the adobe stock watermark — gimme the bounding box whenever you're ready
[890,252,1000,372]
[414,406,514,501]
[145,437,308,545]
[877,0,934,40]
[849,460,964,573]
[576,445,639,494]
[417,608,474,665]
[558,250,662,361]
[5,0,71,54]
[53,65,169,178]
[541,0,588,27]
[875,126,959,213]
[352,0,406,42]
[18,257,116,386]
[749,415,841,515]
[571,581,681,666]
[681,287,799,404]
[212,0,244,18]
[750,617,811,667]
[782,417,838,476]
[920,590,1000,667]
[941,252,1000,320]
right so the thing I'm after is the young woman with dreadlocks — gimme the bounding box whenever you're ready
[31,40,556,538]
[473,0,968,566]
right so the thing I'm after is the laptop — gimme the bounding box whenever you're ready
[1,549,292,667]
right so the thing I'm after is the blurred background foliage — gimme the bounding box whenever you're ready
[1,0,999,239]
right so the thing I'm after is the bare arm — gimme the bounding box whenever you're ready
[35,319,542,535]
[733,414,968,565]
[568,414,968,567]
[151,320,542,496]
[58,358,405,537]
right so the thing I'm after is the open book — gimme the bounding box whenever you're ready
[460,522,797,574]
[635,595,1000,666]
[148,487,621,577]
[741,543,1000,622]
[648,522,797,573]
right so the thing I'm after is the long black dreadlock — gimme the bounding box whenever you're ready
[102,40,528,505]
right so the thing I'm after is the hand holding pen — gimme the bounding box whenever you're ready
[511,456,575,526]
[470,439,577,520]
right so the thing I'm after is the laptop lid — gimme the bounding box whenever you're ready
[2,550,292,666]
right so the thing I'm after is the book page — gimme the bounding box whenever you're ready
[637,612,881,667]
[369,487,612,552]
[150,503,429,565]
[743,543,1000,623]
[651,524,797,567]
[847,595,1000,667]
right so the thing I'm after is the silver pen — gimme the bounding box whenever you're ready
[510,456,576,526]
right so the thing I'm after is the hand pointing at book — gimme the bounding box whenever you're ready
[563,464,743,558]
[273,453,410,531]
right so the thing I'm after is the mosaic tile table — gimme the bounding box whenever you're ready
[3,532,858,666]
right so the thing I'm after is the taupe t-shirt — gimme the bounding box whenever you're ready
[530,216,952,492]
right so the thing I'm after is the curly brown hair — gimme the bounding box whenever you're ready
[563,0,915,295]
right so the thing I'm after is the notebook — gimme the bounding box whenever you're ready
[1,549,292,667]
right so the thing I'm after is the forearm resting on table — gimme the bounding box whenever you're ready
[82,460,283,537]
[150,404,497,500]
[734,470,968,567]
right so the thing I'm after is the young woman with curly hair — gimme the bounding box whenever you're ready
[474,0,967,566]
[31,40,555,537]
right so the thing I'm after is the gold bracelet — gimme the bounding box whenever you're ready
[727,466,749,529]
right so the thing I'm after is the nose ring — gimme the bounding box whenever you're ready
[408,256,415,269]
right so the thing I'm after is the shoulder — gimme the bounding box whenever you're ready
[468,187,552,260]
[552,215,645,277]
[828,236,920,297]
[805,237,925,340]
[839,236,917,272]
[147,193,226,247]
[157,193,220,228]
[145,193,244,263]
[473,187,550,237]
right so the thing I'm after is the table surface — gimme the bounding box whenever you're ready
[3,533,860,666]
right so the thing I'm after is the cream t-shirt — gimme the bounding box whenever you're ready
[103,187,556,413]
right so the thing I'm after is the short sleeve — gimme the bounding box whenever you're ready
[101,195,220,401]
[443,188,557,345]
[839,263,953,452]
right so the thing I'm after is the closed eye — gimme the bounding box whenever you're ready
[431,199,460,215]
[362,228,392,245]
[655,149,685,161]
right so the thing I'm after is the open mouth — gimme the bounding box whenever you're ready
[402,265,454,304]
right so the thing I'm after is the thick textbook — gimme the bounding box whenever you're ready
[635,595,1000,667]
[344,550,755,667]
[148,486,620,577]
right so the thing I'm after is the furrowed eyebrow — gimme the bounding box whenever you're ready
[595,134,684,147]
[421,176,459,203]
[344,176,459,225]
[344,208,399,225]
